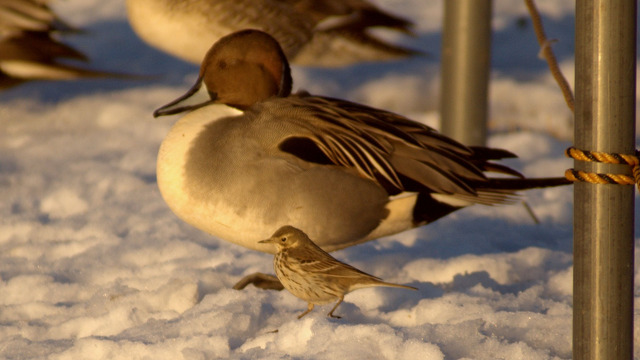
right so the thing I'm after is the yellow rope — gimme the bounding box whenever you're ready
[565,147,640,190]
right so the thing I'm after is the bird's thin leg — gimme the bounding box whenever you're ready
[297,303,314,319]
[327,296,344,319]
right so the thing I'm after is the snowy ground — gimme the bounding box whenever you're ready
[1,0,638,359]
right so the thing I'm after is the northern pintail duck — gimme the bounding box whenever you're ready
[154,30,569,253]
[126,0,419,67]
[0,0,123,89]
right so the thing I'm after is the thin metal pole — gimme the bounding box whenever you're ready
[439,0,492,146]
[573,1,636,359]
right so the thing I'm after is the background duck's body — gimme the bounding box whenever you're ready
[126,0,418,67]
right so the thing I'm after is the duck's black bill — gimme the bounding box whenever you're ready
[153,77,216,117]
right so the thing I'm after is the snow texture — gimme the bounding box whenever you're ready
[1,0,638,359]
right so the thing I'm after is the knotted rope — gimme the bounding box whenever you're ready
[564,146,640,191]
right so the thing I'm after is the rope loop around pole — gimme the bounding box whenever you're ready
[564,146,640,190]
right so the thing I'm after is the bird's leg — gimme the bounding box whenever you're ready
[327,296,344,319]
[297,303,314,319]
[232,273,284,290]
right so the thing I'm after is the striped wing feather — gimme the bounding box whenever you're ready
[278,94,523,203]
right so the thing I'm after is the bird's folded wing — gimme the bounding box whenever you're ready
[276,95,522,201]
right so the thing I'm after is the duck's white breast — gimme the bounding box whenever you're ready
[157,105,321,253]
[157,105,267,248]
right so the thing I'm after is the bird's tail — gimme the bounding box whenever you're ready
[378,281,418,291]
[478,176,572,191]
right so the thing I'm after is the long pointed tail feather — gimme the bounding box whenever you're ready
[478,176,572,191]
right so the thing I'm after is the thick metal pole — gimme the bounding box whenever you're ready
[573,1,636,359]
[439,0,492,146]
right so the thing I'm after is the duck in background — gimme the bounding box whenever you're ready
[153,29,570,256]
[126,0,420,67]
[0,0,129,90]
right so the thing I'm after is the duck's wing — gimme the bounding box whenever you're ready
[281,0,420,66]
[273,95,526,205]
[0,0,135,89]
[284,0,414,34]
[0,0,74,37]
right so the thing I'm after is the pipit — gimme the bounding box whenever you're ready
[259,225,417,319]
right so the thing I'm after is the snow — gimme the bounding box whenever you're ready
[0,0,638,359]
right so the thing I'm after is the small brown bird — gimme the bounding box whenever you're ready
[259,225,417,319]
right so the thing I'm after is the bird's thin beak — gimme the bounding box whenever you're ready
[153,76,217,117]
[258,238,275,244]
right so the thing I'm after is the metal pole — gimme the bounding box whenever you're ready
[573,1,636,359]
[439,0,492,146]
